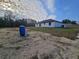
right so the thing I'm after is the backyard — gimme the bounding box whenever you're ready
[29,27,79,40]
[0,28,78,59]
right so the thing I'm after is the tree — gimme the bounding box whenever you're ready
[71,21,77,24]
[0,16,35,27]
[0,17,4,27]
[62,19,72,24]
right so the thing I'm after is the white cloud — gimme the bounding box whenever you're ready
[15,0,48,21]
[0,0,56,21]
[47,15,56,19]
[47,0,55,14]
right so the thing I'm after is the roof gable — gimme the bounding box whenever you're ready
[38,19,61,24]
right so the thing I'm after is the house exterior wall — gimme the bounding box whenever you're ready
[40,22,55,27]
[35,24,39,27]
[54,22,63,27]
[35,22,63,27]
[63,24,74,28]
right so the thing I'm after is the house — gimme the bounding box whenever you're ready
[35,19,68,28]
[76,21,79,24]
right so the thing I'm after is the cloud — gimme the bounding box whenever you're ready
[46,0,55,14]
[0,0,56,21]
[39,0,55,15]
[23,0,56,21]
[20,0,48,21]
[47,15,56,19]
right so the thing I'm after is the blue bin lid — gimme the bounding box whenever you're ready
[19,25,25,27]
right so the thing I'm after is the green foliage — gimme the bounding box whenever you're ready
[0,17,28,27]
[0,44,3,48]
[62,19,77,24]
[71,21,77,24]
[15,46,21,50]
[62,19,72,24]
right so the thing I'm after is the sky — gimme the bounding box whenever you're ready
[55,0,79,21]
[0,0,79,21]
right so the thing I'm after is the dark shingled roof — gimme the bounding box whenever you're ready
[38,19,61,24]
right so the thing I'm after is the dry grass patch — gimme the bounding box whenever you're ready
[29,27,79,40]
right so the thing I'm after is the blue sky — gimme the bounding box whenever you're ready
[55,0,79,21]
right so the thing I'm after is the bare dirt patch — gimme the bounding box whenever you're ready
[0,28,79,59]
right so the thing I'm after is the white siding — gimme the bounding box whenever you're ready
[41,23,45,27]
[35,24,39,27]
[45,22,55,27]
[63,24,73,28]
[54,22,63,27]
[35,22,64,27]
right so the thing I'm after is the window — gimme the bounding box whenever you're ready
[39,24,41,27]
[61,25,64,28]
[44,22,45,25]
[49,22,51,26]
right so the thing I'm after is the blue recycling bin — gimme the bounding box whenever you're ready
[19,25,26,36]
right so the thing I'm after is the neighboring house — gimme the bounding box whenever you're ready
[76,21,79,24]
[26,19,36,24]
[35,19,69,28]
[21,19,36,27]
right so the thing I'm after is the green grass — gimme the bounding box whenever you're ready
[29,27,79,40]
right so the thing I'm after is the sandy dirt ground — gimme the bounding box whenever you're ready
[0,28,79,59]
